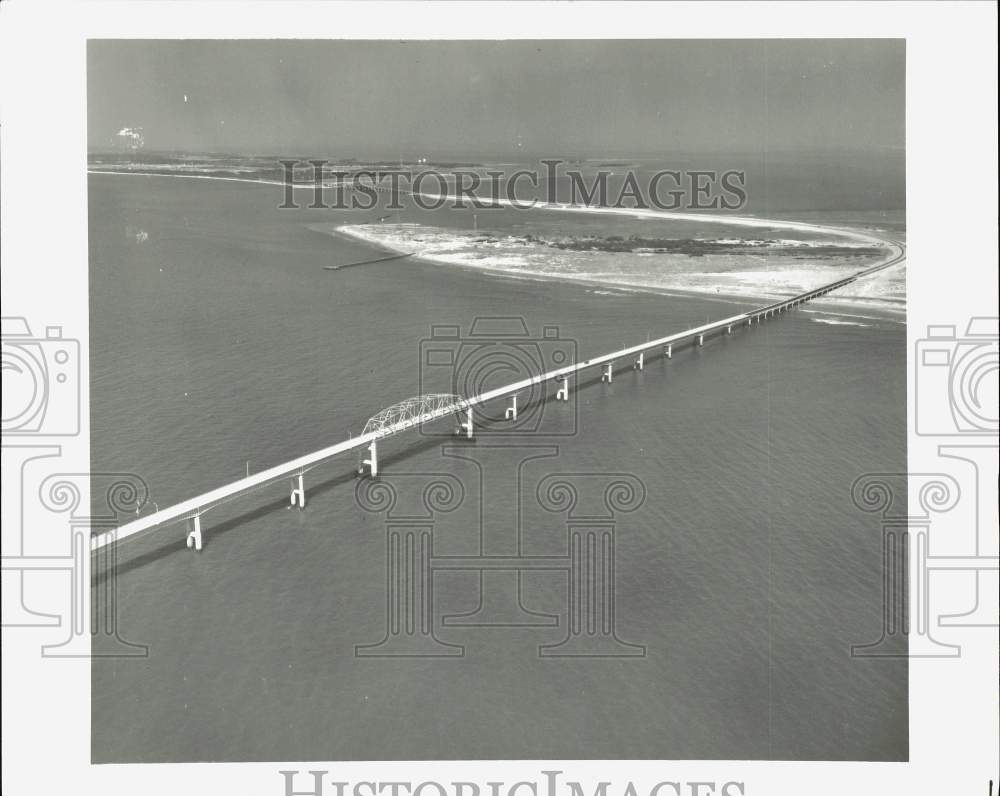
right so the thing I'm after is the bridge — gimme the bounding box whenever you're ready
[93,238,905,553]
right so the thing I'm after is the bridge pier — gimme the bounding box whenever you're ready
[504,394,518,421]
[186,515,203,552]
[98,239,904,554]
[458,407,474,439]
[633,351,644,370]
[290,473,306,508]
[664,343,672,359]
[362,441,379,478]
[555,376,570,401]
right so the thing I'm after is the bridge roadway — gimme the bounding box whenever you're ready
[93,240,904,552]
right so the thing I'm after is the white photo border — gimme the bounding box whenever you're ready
[1,2,997,795]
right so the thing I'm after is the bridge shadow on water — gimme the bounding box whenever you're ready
[95,432,451,581]
[95,333,718,581]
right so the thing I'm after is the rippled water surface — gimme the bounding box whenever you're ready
[90,174,907,762]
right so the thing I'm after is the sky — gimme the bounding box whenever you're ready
[87,39,904,159]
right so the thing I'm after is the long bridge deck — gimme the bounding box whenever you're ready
[93,239,904,552]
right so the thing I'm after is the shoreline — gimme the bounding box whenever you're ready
[327,222,906,321]
[89,169,906,320]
